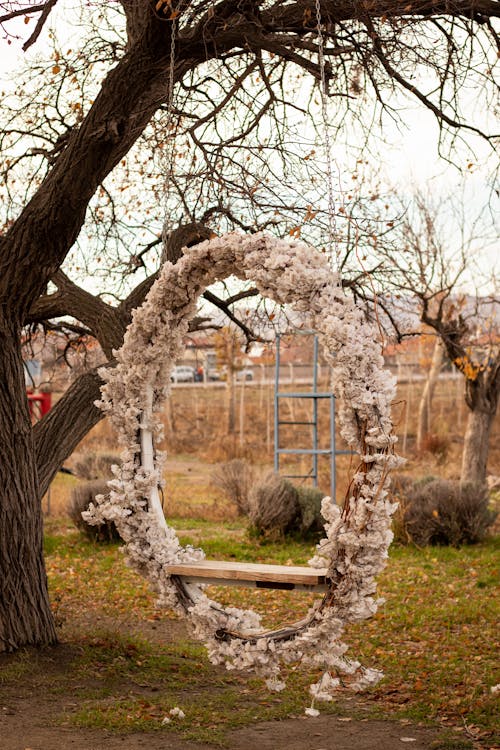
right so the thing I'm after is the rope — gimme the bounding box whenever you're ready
[314,0,341,276]
[161,15,178,246]
[313,5,344,705]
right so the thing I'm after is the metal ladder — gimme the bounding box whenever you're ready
[273,333,349,500]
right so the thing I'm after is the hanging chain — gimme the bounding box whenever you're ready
[314,0,341,277]
[161,14,178,248]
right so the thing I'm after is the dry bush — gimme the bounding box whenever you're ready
[393,476,496,547]
[419,433,450,464]
[73,452,120,480]
[248,473,299,538]
[390,474,420,544]
[295,484,326,535]
[248,474,326,538]
[68,480,121,542]
[210,459,257,515]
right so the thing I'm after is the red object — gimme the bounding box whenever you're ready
[27,391,52,420]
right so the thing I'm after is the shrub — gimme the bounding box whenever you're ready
[419,433,450,464]
[295,484,325,535]
[393,476,496,547]
[210,459,257,515]
[248,474,299,538]
[68,480,121,542]
[73,452,120,480]
[391,474,433,544]
[248,474,326,539]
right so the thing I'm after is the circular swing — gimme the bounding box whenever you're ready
[86,232,401,699]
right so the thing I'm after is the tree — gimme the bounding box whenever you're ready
[372,190,499,483]
[0,0,499,651]
[425,296,499,485]
[214,326,248,435]
[416,334,445,452]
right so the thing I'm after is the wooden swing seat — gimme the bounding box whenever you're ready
[167,560,329,591]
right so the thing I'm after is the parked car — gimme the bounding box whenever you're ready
[206,367,253,381]
[207,367,222,381]
[170,365,195,383]
[235,368,254,381]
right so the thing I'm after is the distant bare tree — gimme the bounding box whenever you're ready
[416,336,445,452]
[373,191,499,483]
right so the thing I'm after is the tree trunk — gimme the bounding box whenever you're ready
[0,325,57,652]
[227,371,236,434]
[460,408,494,484]
[459,357,500,485]
[416,337,444,451]
[34,369,105,496]
[421,307,500,487]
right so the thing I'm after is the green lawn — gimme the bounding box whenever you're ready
[3,519,497,746]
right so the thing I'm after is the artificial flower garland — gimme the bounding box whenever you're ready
[85,231,401,704]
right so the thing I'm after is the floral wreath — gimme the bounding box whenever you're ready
[85,232,401,707]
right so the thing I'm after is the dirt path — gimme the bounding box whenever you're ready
[0,600,480,750]
[1,704,444,750]
[0,628,448,750]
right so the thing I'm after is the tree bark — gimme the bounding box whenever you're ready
[0,7,176,654]
[0,324,57,652]
[34,369,105,496]
[422,307,500,487]
[460,359,500,484]
[416,337,444,451]
[460,408,494,484]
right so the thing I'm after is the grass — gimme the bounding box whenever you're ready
[348,542,500,732]
[7,518,491,746]
[44,523,161,624]
[29,383,499,745]
[66,636,334,744]
[15,356,500,750]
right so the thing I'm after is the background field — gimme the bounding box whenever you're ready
[45,377,500,520]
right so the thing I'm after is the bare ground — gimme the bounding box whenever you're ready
[0,712,445,750]
[0,689,445,750]
[0,618,464,750]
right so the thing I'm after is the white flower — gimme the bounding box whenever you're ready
[304,707,320,717]
[266,677,286,692]
[169,707,185,719]
[310,671,340,701]
[91,230,402,706]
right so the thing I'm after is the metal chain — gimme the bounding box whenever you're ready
[314,0,341,276]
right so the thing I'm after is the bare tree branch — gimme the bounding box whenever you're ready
[21,0,57,50]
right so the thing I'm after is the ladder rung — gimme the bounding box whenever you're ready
[277,449,354,456]
[282,474,316,480]
[276,392,332,399]
[277,448,332,455]
[278,420,315,426]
